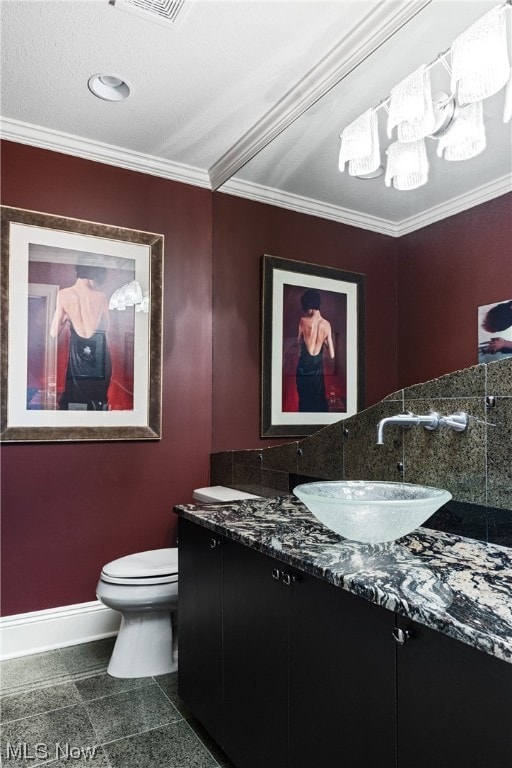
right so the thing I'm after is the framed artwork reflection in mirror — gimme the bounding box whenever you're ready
[261,254,365,438]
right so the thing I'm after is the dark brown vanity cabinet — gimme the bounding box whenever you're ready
[178,517,512,768]
[222,533,397,768]
[178,518,223,744]
[287,560,396,768]
[179,517,395,768]
[222,534,289,768]
[395,616,512,768]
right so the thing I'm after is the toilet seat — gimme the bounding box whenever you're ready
[100,548,178,586]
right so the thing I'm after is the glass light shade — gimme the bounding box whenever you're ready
[437,100,486,161]
[385,138,429,191]
[451,6,509,104]
[504,69,512,124]
[339,108,380,176]
[387,65,435,142]
[109,280,143,310]
[109,287,121,310]
[123,280,143,307]
[135,292,150,313]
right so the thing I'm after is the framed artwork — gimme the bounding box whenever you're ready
[477,298,512,363]
[261,254,365,438]
[1,206,163,442]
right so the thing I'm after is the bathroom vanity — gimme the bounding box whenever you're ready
[175,497,512,768]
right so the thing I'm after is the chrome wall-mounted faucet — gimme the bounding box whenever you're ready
[376,411,468,445]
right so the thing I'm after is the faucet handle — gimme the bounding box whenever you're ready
[423,411,440,431]
[440,412,469,432]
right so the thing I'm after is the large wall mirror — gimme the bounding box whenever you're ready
[216,0,512,414]
[218,1,511,235]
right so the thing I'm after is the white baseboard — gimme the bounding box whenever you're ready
[0,601,121,660]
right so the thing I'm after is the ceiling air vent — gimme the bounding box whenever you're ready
[109,0,189,28]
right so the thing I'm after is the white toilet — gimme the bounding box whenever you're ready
[96,548,178,678]
[97,487,260,679]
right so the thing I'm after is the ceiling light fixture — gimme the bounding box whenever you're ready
[355,165,385,180]
[88,74,130,102]
[429,92,457,138]
[338,1,512,190]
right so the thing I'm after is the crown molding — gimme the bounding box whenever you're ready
[220,175,512,238]
[0,117,210,189]
[207,0,433,191]
[219,178,398,236]
[394,175,512,236]
[2,117,509,238]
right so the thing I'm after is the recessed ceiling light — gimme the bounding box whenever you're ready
[88,74,130,102]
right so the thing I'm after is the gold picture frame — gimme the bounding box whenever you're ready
[1,206,163,442]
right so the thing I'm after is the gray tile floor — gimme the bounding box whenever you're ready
[0,638,235,768]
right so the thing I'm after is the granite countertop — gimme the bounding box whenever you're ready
[175,495,512,664]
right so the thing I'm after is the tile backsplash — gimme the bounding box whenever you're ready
[210,358,512,547]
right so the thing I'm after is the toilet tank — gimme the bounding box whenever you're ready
[192,485,261,503]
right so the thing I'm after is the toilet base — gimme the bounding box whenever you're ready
[107,610,177,678]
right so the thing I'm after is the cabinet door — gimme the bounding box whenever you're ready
[178,518,223,743]
[222,539,289,768]
[396,617,512,768]
[289,573,396,768]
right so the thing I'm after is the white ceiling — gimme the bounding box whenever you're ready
[1,0,511,236]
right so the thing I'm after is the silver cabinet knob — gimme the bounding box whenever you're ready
[392,627,411,645]
[272,568,281,580]
[282,572,296,587]
[210,538,220,549]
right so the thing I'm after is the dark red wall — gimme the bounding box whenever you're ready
[0,141,213,615]
[2,140,510,617]
[211,193,399,452]
[397,194,512,388]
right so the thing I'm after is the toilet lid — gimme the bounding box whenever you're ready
[101,548,178,586]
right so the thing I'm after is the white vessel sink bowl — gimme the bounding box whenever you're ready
[293,481,452,544]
